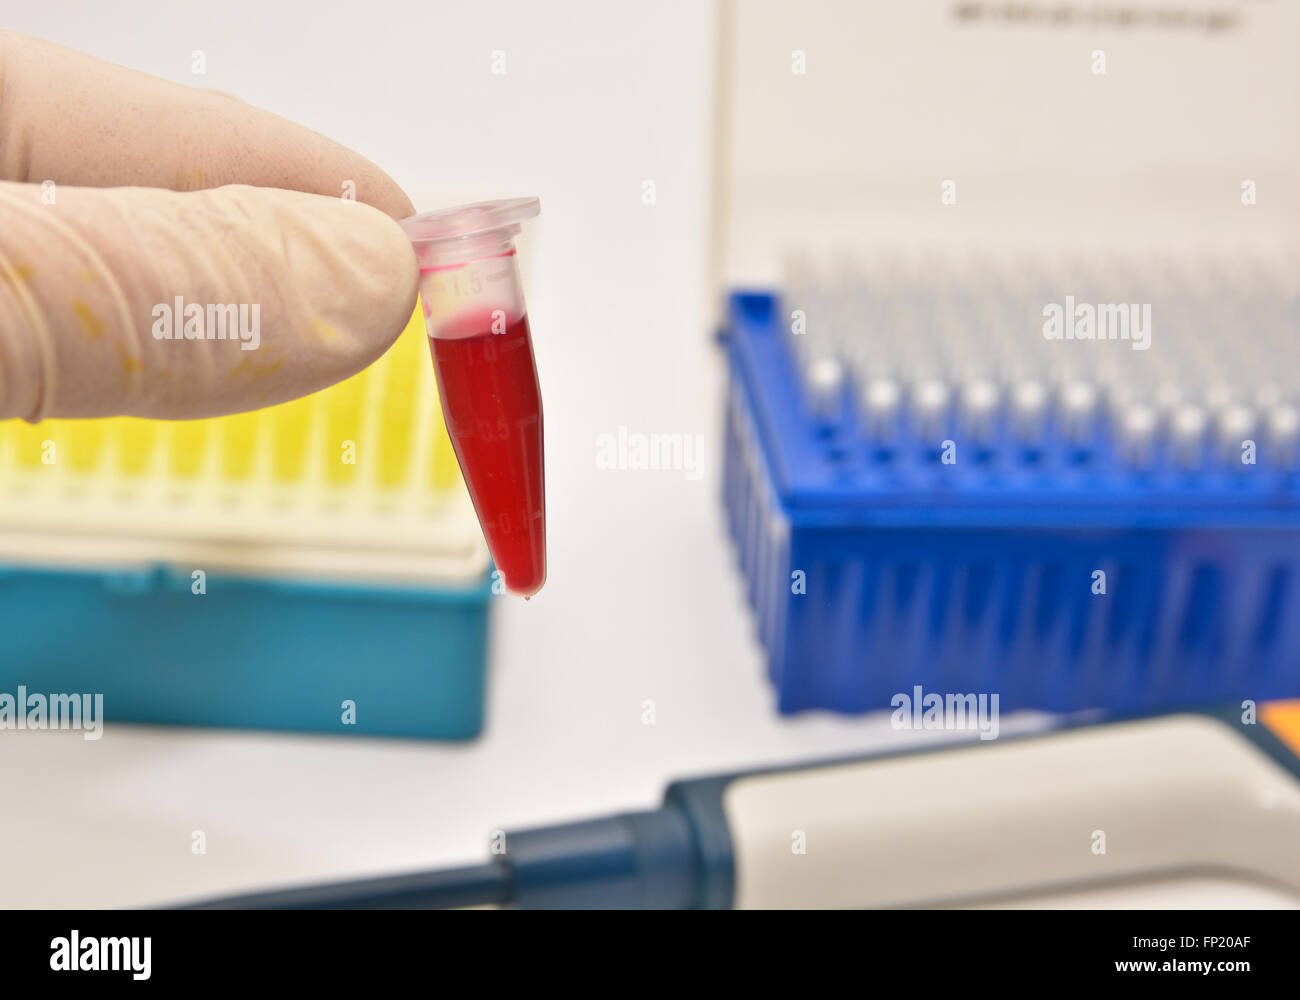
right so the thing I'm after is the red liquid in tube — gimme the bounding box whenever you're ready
[429,315,546,596]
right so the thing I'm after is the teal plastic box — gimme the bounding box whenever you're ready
[0,560,491,740]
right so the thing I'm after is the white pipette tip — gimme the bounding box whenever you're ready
[1215,404,1256,469]
[1059,380,1099,449]
[804,356,846,424]
[910,378,951,443]
[958,379,1001,446]
[1009,380,1049,447]
[1154,382,1183,413]
[1266,404,1300,470]
[1169,404,1208,470]
[862,378,903,446]
[1117,404,1160,470]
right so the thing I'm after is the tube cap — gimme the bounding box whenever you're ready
[400,197,540,247]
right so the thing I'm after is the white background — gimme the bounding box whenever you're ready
[1,0,1296,909]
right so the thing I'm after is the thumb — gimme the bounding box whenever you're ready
[0,180,418,421]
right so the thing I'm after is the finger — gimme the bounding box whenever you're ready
[0,30,413,219]
[0,180,418,421]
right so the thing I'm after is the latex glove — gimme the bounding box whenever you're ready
[0,31,418,422]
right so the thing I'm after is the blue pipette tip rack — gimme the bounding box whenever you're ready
[722,279,1300,716]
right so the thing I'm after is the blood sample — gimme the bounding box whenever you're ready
[401,199,546,597]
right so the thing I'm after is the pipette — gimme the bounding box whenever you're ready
[401,199,546,598]
[182,700,1300,909]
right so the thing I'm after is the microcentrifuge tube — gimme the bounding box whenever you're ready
[401,198,546,597]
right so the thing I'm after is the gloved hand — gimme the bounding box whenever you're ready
[0,31,419,422]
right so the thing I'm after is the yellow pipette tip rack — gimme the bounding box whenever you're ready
[0,301,484,586]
